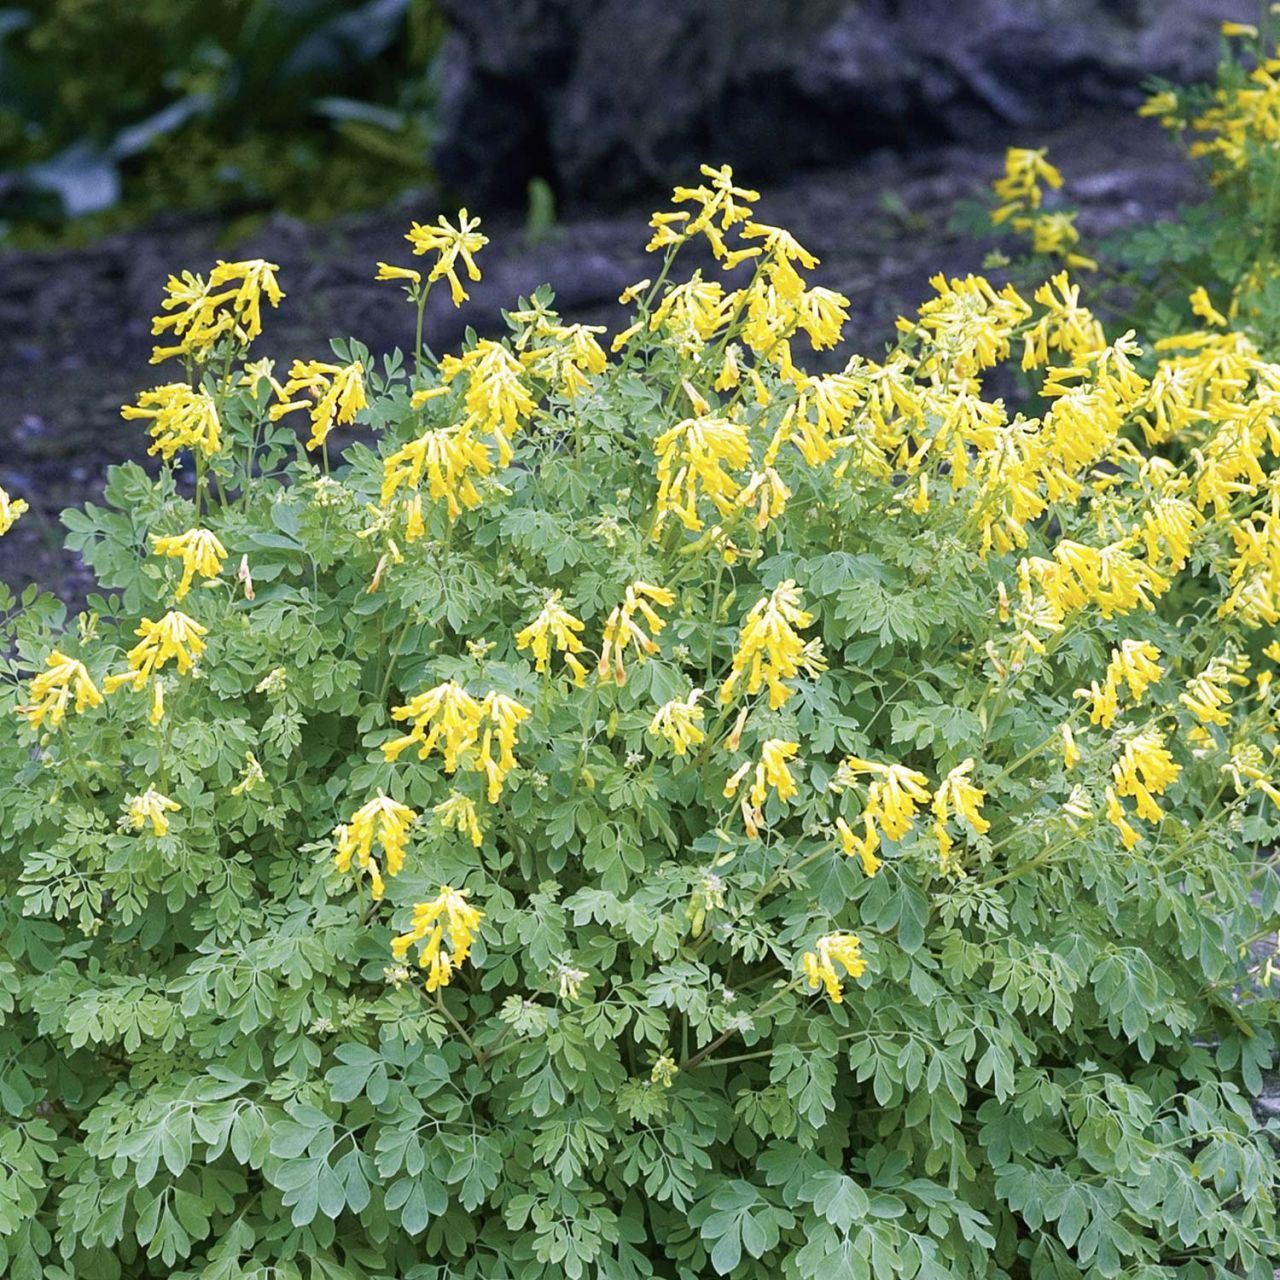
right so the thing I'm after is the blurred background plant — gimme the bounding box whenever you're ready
[0,0,444,245]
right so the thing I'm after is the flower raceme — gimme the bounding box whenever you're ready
[18,651,103,730]
[598,582,675,686]
[802,932,867,1004]
[405,210,488,306]
[391,886,484,992]
[516,593,588,685]
[0,485,28,535]
[122,787,181,837]
[648,689,706,757]
[152,528,228,601]
[723,738,799,835]
[719,579,817,710]
[334,792,417,902]
[149,258,284,363]
[270,360,367,451]
[104,610,207,696]
[121,384,221,460]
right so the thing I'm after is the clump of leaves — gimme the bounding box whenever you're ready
[1,156,1278,1280]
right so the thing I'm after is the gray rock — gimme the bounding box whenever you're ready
[435,0,1251,207]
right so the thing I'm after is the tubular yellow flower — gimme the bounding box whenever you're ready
[836,815,882,877]
[1112,728,1181,824]
[375,262,423,285]
[391,885,484,992]
[648,689,706,757]
[104,610,207,694]
[149,259,283,362]
[1180,653,1251,726]
[802,932,867,1004]
[434,791,484,848]
[598,581,675,685]
[334,792,417,901]
[516,593,588,684]
[653,413,751,533]
[18,651,103,730]
[269,360,367,451]
[1061,724,1081,769]
[1189,286,1227,328]
[992,147,1063,216]
[932,759,990,835]
[719,580,814,710]
[406,210,488,305]
[385,680,484,769]
[476,692,531,802]
[647,164,759,259]
[122,384,221,460]
[439,340,534,465]
[0,485,29,535]
[1105,639,1164,705]
[123,787,181,837]
[835,756,932,843]
[152,528,228,601]
[1105,786,1141,850]
[381,425,493,521]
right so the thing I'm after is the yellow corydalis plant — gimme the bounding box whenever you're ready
[723,738,798,837]
[385,681,529,801]
[833,755,931,858]
[0,485,29,535]
[18,651,103,730]
[121,384,221,460]
[334,792,417,902]
[1181,653,1251,725]
[654,412,751,533]
[598,581,675,685]
[437,340,535,466]
[391,885,484,992]
[104,610,207,696]
[152,528,228,601]
[270,359,367,451]
[149,257,284,363]
[648,689,706,757]
[122,787,181,837]
[382,423,493,524]
[433,791,484,848]
[719,579,817,710]
[405,210,488,306]
[931,758,990,874]
[516,593,588,685]
[801,932,867,1004]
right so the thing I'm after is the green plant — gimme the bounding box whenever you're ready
[1,159,1278,1280]
[0,0,442,241]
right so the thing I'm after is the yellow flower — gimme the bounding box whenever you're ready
[438,340,534,465]
[122,384,221,460]
[391,885,484,992]
[1180,653,1250,726]
[149,259,283,362]
[18,651,103,730]
[835,815,882,877]
[932,758,990,835]
[123,787,181,837]
[648,689,706,757]
[992,147,1063,216]
[405,210,488,306]
[269,360,367,451]
[1060,724,1081,769]
[385,680,484,769]
[801,932,867,1004]
[334,792,417,901]
[647,164,759,259]
[375,262,423,285]
[149,679,165,726]
[104,610,207,694]
[1105,785,1140,850]
[1189,286,1227,328]
[719,580,814,710]
[835,756,931,843]
[1112,728,1181,824]
[476,692,531,802]
[434,791,484,848]
[0,485,29,535]
[231,752,265,795]
[651,1053,679,1088]
[723,739,799,836]
[152,528,228,601]
[381,425,493,521]
[598,582,674,685]
[1105,639,1164,705]
[516,593,588,684]
[654,413,751,533]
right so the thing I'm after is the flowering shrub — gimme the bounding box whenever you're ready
[2,149,1280,1279]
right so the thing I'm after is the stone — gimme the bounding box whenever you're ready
[434,0,1252,207]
